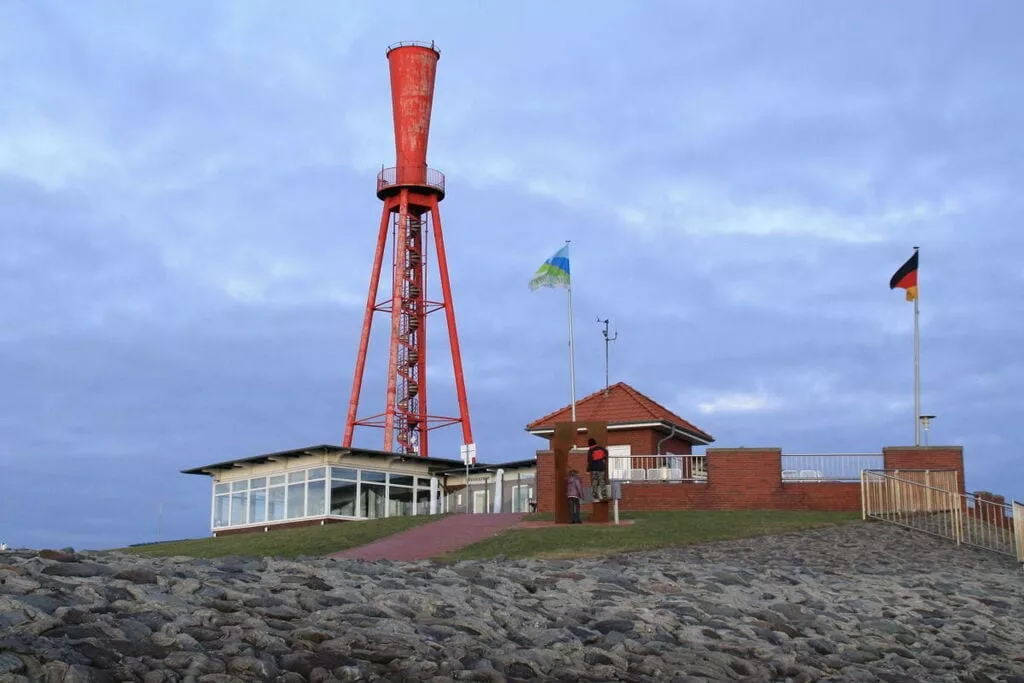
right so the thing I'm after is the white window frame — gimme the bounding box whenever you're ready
[210,465,443,531]
[511,484,534,513]
[607,444,632,481]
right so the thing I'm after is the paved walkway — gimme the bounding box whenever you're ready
[330,513,526,561]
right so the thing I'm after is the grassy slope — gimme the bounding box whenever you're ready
[117,515,441,560]
[112,510,861,561]
[439,510,863,561]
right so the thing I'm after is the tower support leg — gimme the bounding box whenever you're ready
[430,197,473,444]
[343,198,394,447]
[416,210,429,458]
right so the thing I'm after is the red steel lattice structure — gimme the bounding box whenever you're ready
[343,41,473,457]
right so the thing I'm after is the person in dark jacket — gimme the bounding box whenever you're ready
[586,437,609,502]
[566,469,584,523]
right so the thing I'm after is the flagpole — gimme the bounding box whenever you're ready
[913,246,921,446]
[566,240,577,421]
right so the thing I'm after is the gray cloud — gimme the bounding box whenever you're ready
[1,0,1022,549]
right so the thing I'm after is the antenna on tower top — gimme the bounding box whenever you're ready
[597,317,618,395]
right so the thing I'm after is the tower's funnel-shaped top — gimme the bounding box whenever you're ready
[387,42,439,186]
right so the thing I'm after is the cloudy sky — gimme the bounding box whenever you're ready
[2,0,1021,550]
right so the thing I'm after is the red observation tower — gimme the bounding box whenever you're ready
[343,41,473,458]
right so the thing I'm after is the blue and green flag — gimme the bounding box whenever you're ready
[529,244,571,290]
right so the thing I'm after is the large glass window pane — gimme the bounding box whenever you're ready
[331,467,358,481]
[268,486,286,521]
[359,482,386,519]
[306,479,326,517]
[511,485,534,513]
[361,470,386,484]
[308,467,326,480]
[230,490,248,525]
[330,480,357,516]
[389,474,414,488]
[250,477,267,489]
[215,483,230,495]
[214,495,230,527]
[269,475,286,486]
[231,480,248,492]
[388,484,414,516]
[416,477,431,489]
[415,487,431,515]
[288,471,306,483]
[287,483,305,518]
[249,488,267,523]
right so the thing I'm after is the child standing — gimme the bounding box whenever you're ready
[566,469,584,524]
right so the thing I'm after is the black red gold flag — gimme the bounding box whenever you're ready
[889,250,919,301]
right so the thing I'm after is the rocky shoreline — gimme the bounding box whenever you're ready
[1,522,1023,682]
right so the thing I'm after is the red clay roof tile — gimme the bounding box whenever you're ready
[524,382,714,442]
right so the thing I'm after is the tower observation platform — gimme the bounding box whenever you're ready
[376,165,445,201]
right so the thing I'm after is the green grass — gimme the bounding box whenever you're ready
[439,510,863,561]
[117,515,443,560]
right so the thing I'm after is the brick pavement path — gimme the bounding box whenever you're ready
[329,513,525,561]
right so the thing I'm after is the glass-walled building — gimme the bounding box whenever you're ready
[184,445,461,536]
[182,444,538,536]
[211,465,440,529]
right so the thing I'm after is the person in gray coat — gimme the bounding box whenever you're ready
[566,469,584,524]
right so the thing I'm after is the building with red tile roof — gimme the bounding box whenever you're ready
[525,382,714,454]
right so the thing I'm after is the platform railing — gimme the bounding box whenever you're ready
[781,453,884,482]
[441,473,536,515]
[608,454,707,483]
[386,41,440,54]
[377,166,445,195]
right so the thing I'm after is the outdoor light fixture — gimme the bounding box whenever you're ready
[919,414,936,446]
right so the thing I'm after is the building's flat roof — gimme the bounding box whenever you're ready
[434,458,538,475]
[181,445,537,477]
[181,444,467,476]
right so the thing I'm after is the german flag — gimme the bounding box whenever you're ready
[889,250,919,301]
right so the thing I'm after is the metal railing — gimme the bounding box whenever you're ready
[440,473,536,515]
[1016,503,1024,561]
[386,41,440,55]
[862,469,1023,562]
[608,454,707,483]
[781,453,884,482]
[377,166,446,195]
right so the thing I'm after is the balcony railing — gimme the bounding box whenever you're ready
[377,166,446,198]
[781,453,884,482]
[605,453,887,484]
[609,455,707,483]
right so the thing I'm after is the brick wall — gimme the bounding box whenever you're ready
[536,445,967,514]
[778,482,864,511]
[705,448,782,509]
[883,446,965,493]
